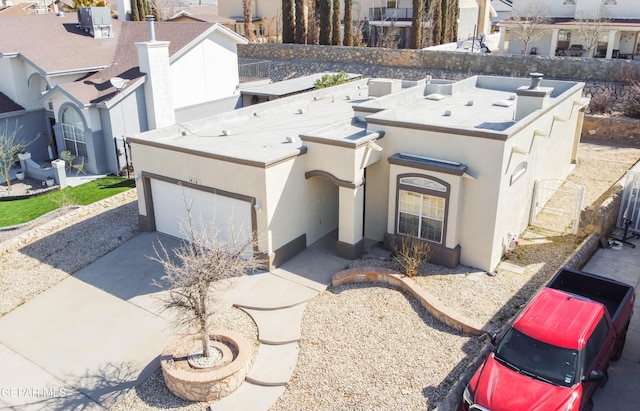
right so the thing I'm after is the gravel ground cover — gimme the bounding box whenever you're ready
[0,194,139,316]
[270,284,484,411]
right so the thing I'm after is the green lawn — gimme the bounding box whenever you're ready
[0,176,135,228]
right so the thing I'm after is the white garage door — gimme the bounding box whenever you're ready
[150,179,253,255]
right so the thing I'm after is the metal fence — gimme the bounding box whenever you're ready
[239,60,270,83]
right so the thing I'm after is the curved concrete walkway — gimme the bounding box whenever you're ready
[211,241,493,411]
[210,234,350,411]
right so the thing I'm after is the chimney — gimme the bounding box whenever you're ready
[515,73,553,121]
[136,16,175,129]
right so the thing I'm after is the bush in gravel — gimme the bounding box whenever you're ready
[588,87,611,114]
[626,82,640,119]
[392,236,431,277]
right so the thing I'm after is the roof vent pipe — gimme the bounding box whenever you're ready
[146,15,156,42]
[528,72,544,90]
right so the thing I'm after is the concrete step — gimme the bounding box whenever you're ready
[240,303,307,344]
[209,382,285,411]
[245,342,299,386]
[233,273,318,310]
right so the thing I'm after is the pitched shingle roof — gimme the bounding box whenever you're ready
[0,92,24,114]
[0,13,221,105]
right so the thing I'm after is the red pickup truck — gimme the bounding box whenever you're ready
[462,268,635,411]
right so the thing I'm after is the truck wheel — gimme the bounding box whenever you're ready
[611,324,629,361]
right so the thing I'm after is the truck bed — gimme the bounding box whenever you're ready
[547,268,634,322]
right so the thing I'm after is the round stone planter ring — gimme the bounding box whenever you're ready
[161,329,252,402]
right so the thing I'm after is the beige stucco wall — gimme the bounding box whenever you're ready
[131,142,268,247]
[132,141,340,256]
[364,123,506,271]
[265,156,339,252]
[364,82,585,272]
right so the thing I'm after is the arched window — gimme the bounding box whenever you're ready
[397,175,449,244]
[61,107,87,158]
[511,162,528,185]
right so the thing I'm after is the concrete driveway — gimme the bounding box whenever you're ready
[0,232,180,410]
[586,235,640,410]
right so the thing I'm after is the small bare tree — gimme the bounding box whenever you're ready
[0,121,36,192]
[393,236,431,277]
[509,1,550,55]
[575,7,609,57]
[153,207,260,359]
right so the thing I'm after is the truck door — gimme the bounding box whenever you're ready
[581,315,615,407]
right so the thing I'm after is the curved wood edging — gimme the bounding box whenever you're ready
[332,267,492,336]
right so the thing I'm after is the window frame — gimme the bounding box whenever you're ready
[60,106,88,159]
[395,173,450,245]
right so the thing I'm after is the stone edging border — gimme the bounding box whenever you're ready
[0,189,137,258]
[332,267,491,336]
[161,329,252,402]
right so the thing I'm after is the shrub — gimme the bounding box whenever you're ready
[625,82,640,119]
[588,87,611,114]
[314,71,350,89]
[392,236,431,277]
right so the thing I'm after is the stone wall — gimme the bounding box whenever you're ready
[582,115,640,145]
[238,43,640,113]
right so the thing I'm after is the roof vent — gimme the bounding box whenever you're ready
[297,108,306,114]
[443,110,452,116]
[529,72,544,90]
[222,129,231,136]
[426,93,445,101]
[493,99,514,107]
[466,100,474,106]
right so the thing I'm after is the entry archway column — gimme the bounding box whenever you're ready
[337,184,365,259]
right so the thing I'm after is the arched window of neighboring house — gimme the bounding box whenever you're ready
[397,175,449,244]
[61,106,87,158]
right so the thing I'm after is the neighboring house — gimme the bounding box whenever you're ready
[498,0,640,58]
[218,0,493,47]
[129,73,587,273]
[0,11,247,175]
[167,4,233,25]
[491,0,513,29]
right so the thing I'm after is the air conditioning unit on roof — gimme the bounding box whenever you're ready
[77,7,113,39]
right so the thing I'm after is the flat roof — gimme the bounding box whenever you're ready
[240,72,361,98]
[130,74,583,167]
[130,78,374,167]
[364,76,581,138]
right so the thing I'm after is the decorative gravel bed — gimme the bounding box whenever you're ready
[271,284,485,411]
[0,194,139,316]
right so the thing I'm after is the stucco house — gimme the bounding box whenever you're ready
[129,73,587,273]
[0,11,246,175]
[498,0,640,58]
